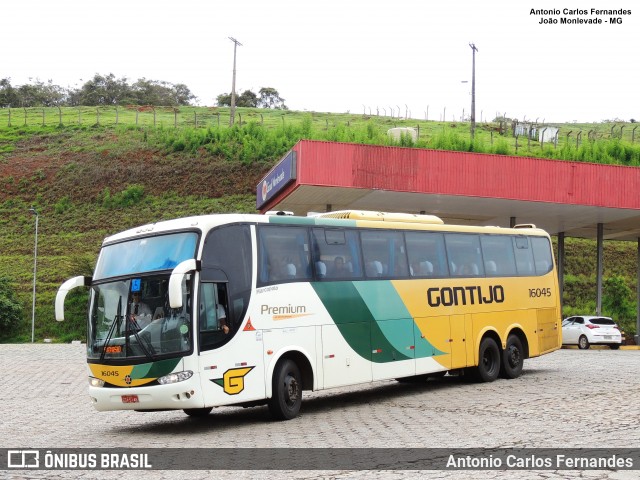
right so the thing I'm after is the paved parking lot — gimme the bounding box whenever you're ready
[1,343,639,479]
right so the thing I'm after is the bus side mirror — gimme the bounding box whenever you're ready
[55,276,91,321]
[169,259,199,309]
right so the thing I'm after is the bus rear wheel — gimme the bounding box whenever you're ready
[500,334,524,379]
[474,337,501,382]
[268,359,302,420]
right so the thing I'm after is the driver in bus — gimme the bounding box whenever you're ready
[129,291,152,329]
[217,303,229,334]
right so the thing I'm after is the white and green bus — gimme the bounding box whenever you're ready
[56,210,561,420]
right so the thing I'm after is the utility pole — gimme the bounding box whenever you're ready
[29,207,39,343]
[228,36,243,126]
[469,43,478,140]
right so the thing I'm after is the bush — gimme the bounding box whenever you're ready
[603,275,636,335]
[102,184,145,208]
[54,196,72,214]
[0,277,23,338]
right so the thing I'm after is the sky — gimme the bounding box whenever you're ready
[3,0,638,123]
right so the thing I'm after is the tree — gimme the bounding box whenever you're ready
[216,90,258,108]
[77,73,131,106]
[0,78,20,107]
[171,83,197,106]
[6,79,67,107]
[237,90,258,107]
[216,87,287,109]
[0,277,23,338]
[131,78,195,106]
[216,92,232,106]
[258,87,287,110]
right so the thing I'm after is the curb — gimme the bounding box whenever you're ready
[561,345,640,350]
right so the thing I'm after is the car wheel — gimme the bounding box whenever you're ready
[268,359,302,420]
[610,344,621,350]
[500,334,524,379]
[578,335,590,350]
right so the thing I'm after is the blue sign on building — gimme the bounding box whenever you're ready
[256,150,297,209]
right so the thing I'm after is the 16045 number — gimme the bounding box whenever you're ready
[529,287,551,298]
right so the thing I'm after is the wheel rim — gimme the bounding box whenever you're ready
[284,373,300,408]
[506,344,521,369]
[579,337,587,348]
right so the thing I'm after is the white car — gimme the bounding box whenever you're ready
[562,316,622,350]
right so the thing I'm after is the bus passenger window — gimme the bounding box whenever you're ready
[405,231,447,277]
[514,237,535,275]
[480,235,517,277]
[445,234,484,277]
[311,228,362,280]
[531,237,553,274]
[258,226,311,284]
[361,230,408,279]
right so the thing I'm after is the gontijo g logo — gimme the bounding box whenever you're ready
[211,366,254,395]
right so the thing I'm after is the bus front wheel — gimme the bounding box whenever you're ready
[183,407,213,417]
[268,359,302,420]
[474,337,501,382]
[500,334,524,379]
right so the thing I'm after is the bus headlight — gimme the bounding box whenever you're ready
[157,370,193,385]
[89,377,105,388]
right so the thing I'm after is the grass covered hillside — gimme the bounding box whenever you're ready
[1,107,639,342]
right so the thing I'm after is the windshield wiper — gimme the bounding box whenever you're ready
[100,296,123,362]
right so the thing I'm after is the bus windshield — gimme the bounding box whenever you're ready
[87,274,193,361]
[94,232,198,281]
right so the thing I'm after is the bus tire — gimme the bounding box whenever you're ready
[183,407,213,417]
[474,337,501,382]
[268,359,302,420]
[500,334,524,379]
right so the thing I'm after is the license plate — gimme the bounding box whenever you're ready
[604,336,612,340]
[121,394,139,404]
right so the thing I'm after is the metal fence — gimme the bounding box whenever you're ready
[0,106,285,129]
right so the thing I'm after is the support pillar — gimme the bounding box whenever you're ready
[596,223,603,315]
[557,232,565,312]
[636,238,640,345]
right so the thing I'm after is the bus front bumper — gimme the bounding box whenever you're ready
[88,375,204,412]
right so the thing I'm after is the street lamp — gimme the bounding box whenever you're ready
[29,207,39,343]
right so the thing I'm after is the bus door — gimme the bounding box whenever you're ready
[197,281,265,406]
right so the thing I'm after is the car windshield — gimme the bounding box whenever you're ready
[87,274,192,361]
